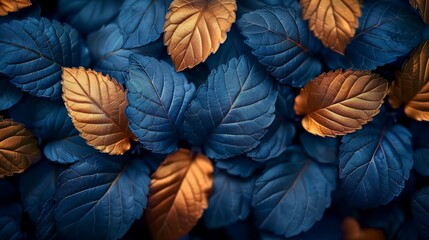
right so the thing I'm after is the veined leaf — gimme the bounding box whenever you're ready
[164,0,237,71]
[0,79,22,111]
[126,55,196,154]
[62,67,134,155]
[54,155,151,240]
[237,6,322,87]
[216,155,264,178]
[389,40,429,121]
[0,0,31,16]
[184,56,277,159]
[300,0,361,53]
[410,0,429,25]
[294,69,388,137]
[0,119,41,178]
[144,149,213,240]
[411,187,429,239]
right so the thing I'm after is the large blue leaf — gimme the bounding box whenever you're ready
[54,154,151,240]
[236,0,296,16]
[204,170,255,229]
[118,0,171,48]
[414,148,429,176]
[216,155,264,178]
[300,132,339,165]
[184,56,277,159]
[323,1,426,70]
[252,147,337,237]
[412,187,429,239]
[339,117,413,209]
[0,17,87,99]
[126,55,196,154]
[237,6,322,87]
[0,78,22,111]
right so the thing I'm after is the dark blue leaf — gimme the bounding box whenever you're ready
[126,55,196,154]
[236,0,296,16]
[411,187,429,239]
[216,155,264,178]
[204,170,255,229]
[322,1,425,70]
[252,147,337,237]
[237,6,322,87]
[37,198,60,240]
[275,85,295,120]
[339,117,413,209]
[44,136,97,164]
[184,56,277,159]
[299,132,339,165]
[54,154,151,240]
[0,78,22,111]
[410,121,429,148]
[118,0,171,48]
[414,148,429,176]
[0,17,87,99]
[0,216,24,240]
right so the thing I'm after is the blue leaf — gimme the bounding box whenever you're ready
[204,170,255,229]
[414,148,429,176]
[0,216,24,240]
[236,0,296,16]
[411,187,429,239]
[184,56,277,159]
[216,155,264,178]
[237,6,322,87]
[126,55,196,154]
[0,17,87,99]
[300,132,339,165]
[118,0,171,48]
[339,117,413,209]
[252,147,337,237]
[0,78,22,111]
[275,85,295,120]
[322,1,425,70]
[44,136,97,164]
[37,198,60,240]
[54,154,151,240]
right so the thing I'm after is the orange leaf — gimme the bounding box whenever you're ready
[301,0,361,54]
[294,69,388,137]
[164,0,236,71]
[0,0,31,16]
[61,67,134,155]
[0,119,41,178]
[389,40,429,121]
[410,0,429,25]
[144,149,213,240]
[342,217,386,240]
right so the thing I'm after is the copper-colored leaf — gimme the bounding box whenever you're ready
[0,119,41,178]
[410,0,429,25]
[389,40,429,121]
[301,0,361,54]
[294,69,388,137]
[62,67,134,155]
[0,0,31,16]
[164,0,236,71]
[145,148,213,240]
[342,217,386,240]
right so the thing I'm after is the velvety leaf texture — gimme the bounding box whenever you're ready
[0,17,87,99]
[126,55,196,154]
[184,56,277,159]
[54,154,151,240]
[252,147,337,237]
[216,155,264,178]
[0,79,22,111]
[411,187,429,239]
[237,6,322,87]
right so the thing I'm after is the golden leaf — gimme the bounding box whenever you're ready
[0,119,41,178]
[0,0,31,16]
[410,0,429,25]
[164,0,236,71]
[144,148,213,240]
[342,217,386,240]
[294,69,388,137]
[389,40,429,121]
[62,67,134,155]
[301,0,361,54]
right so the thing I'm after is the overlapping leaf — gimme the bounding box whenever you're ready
[294,69,388,137]
[126,55,195,154]
[216,155,264,178]
[62,67,134,155]
[0,78,22,111]
[0,216,24,239]
[236,0,295,16]
[37,198,58,240]
[0,0,31,16]
[299,132,339,165]
[164,0,237,71]
[410,0,429,25]
[411,187,429,239]
[144,149,213,240]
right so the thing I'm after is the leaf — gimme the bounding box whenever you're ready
[144,149,213,240]
[216,155,264,178]
[414,148,429,176]
[0,78,22,111]
[163,0,237,71]
[37,198,60,240]
[204,170,255,229]
[411,187,429,239]
[339,116,413,208]
[389,40,429,121]
[252,147,337,237]
[184,56,277,159]
[342,217,386,240]
[44,136,97,164]
[0,119,41,178]
[410,0,429,25]
[300,0,361,53]
[236,0,296,16]
[0,216,24,239]
[237,6,322,87]
[126,55,196,154]
[0,0,40,24]
[294,69,388,137]
[299,132,339,165]
[118,0,171,48]
[62,67,134,155]
[0,0,31,16]
[54,154,151,240]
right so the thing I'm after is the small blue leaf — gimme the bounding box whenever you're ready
[0,216,24,240]
[204,170,255,229]
[184,56,277,159]
[411,187,429,239]
[0,78,22,111]
[37,198,60,240]
[216,155,264,178]
[126,55,196,154]
[252,147,337,237]
[414,148,429,176]
[300,132,339,165]
[54,154,151,240]
[237,6,322,87]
